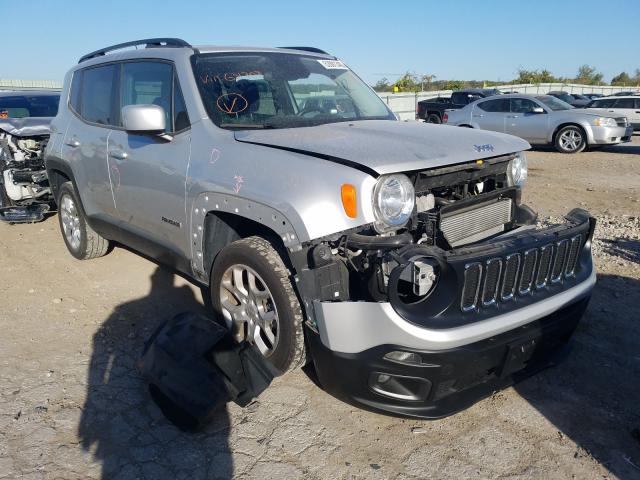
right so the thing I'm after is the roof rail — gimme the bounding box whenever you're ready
[278,46,330,55]
[79,38,191,63]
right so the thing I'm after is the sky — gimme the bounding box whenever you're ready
[3,0,639,85]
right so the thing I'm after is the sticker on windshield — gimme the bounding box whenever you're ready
[317,59,348,70]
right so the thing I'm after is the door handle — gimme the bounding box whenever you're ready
[472,114,484,118]
[65,138,80,147]
[506,115,519,119]
[109,150,129,160]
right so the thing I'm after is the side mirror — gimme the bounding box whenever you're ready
[122,104,166,133]
[532,107,545,114]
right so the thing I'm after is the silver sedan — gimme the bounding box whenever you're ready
[444,94,633,153]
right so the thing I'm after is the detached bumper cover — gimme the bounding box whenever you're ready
[308,296,589,419]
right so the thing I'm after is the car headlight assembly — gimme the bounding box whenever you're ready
[594,117,617,128]
[372,174,415,232]
[507,152,528,188]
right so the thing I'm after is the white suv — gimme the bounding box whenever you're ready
[587,96,640,131]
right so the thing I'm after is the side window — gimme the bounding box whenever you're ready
[69,71,82,113]
[173,73,190,132]
[593,99,614,108]
[613,98,634,109]
[121,61,173,131]
[635,99,640,109]
[510,98,539,113]
[80,64,118,125]
[477,99,509,112]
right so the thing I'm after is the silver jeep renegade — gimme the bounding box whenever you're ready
[45,38,596,418]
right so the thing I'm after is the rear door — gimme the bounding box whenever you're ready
[472,98,509,132]
[107,60,192,256]
[61,64,119,221]
[505,97,549,142]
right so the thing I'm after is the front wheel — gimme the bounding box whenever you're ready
[554,126,586,153]
[57,182,111,260]
[210,236,306,373]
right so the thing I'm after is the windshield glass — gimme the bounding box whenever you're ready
[535,95,574,111]
[192,52,395,129]
[0,94,60,118]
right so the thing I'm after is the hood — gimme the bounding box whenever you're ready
[0,117,52,137]
[234,120,529,176]
[579,108,624,119]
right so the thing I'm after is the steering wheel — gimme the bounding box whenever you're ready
[297,107,326,117]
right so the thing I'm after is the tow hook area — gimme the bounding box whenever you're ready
[139,312,279,431]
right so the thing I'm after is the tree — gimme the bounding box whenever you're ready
[373,77,391,92]
[611,72,632,86]
[633,69,640,84]
[574,65,604,85]
[515,68,560,84]
[393,72,420,92]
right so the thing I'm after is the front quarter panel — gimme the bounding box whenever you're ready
[186,121,377,272]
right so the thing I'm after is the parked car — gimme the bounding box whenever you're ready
[582,93,603,100]
[417,88,501,123]
[0,90,59,222]
[46,38,597,418]
[587,96,640,131]
[611,90,639,96]
[445,94,632,153]
[546,91,590,108]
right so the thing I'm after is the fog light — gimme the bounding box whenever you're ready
[368,372,431,401]
[384,351,423,365]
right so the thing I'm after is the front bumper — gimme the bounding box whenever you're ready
[308,296,589,418]
[589,124,633,144]
[307,209,596,417]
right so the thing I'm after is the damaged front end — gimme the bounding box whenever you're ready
[292,154,596,418]
[0,118,53,223]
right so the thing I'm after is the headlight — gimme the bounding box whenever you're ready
[372,174,415,231]
[593,117,617,127]
[507,152,528,188]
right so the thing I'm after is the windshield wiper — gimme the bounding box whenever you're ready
[219,123,275,129]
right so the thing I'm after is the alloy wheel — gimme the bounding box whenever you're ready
[219,264,280,356]
[59,194,81,250]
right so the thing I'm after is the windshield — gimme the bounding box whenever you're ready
[535,95,574,111]
[192,52,395,129]
[0,94,60,118]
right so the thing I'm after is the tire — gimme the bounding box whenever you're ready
[426,113,442,124]
[554,125,586,153]
[209,236,306,373]
[56,182,110,260]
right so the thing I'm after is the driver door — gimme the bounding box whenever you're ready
[107,61,192,257]
[505,98,549,142]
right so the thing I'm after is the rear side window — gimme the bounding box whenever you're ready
[613,98,634,109]
[477,98,509,112]
[80,65,118,125]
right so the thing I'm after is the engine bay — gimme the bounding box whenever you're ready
[0,128,52,222]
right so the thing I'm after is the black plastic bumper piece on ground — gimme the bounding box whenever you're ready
[139,312,280,431]
[308,297,590,419]
[0,204,50,223]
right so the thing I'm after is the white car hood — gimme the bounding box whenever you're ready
[234,120,530,176]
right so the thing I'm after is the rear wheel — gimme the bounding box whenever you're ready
[210,236,306,373]
[554,125,586,153]
[426,113,442,124]
[57,182,110,259]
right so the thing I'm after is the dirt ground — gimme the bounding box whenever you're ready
[1,136,639,480]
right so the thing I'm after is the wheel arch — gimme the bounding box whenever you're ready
[551,122,590,145]
[190,192,302,282]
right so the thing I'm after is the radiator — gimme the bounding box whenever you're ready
[440,198,513,247]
